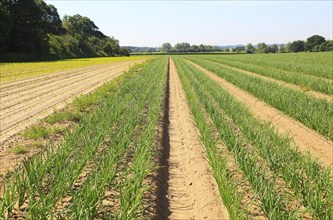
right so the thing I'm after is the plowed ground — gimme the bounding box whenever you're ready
[0,59,146,146]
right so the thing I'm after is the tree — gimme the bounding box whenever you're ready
[223,48,230,52]
[174,42,191,52]
[160,42,172,52]
[270,44,278,53]
[39,3,63,35]
[233,46,245,53]
[285,42,292,53]
[190,44,199,52]
[119,47,130,56]
[0,0,125,58]
[63,14,99,38]
[305,35,326,52]
[279,44,286,53]
[4,0,50,53]
[256,42,269,53]
[0,2,12,53]
[319,40,333,51]
[245,43,255,54]
[198,44,205,52]
[290,40,305,52]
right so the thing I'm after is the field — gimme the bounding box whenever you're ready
[0,52,332,219]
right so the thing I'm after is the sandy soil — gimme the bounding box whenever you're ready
[0,59,145,145]
[162,58,229,219]
[189,61,333,170]
[207,61,333,102]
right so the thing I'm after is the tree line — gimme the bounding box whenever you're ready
[160,35,333,54]
[244,35,333,54]
[0,0,129,60]
[160,42,219,53]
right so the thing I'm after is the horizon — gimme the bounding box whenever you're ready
[45,1,332,47]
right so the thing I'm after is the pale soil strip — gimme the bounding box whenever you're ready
[207,60,333,101]
[188,61,333,169]
[167,58,229,219]
[0,60,145,144]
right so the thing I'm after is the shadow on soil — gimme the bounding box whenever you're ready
[154,58,171,219]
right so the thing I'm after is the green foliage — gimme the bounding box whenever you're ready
[11,146,30,155]
[246,35,330,54]
[305,35,326,52]
[0,0,127,59]
[285,42,292,52]
[22,126,50,139]
[44,110,82,124]
[290,40,305,52]
[270,44,278,53]
[255,43,278,53]
[174,42,191,52]
[160,42,172,52]
[4,0,50,53]
[319,40,333,51]
[245,43,255,54]
[48,34,81,58]
[279,44,286,53]
[0,2,12,53]
[256,42,269,53]
[63,14,99,37]
[160,42,220,53]
[232,45,245,53]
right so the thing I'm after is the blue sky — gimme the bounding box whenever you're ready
[45,1,333,47]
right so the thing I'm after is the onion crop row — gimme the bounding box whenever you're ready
[186,57,333,141]
[174,57,333,219]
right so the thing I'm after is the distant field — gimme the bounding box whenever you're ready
[0,56,149,82]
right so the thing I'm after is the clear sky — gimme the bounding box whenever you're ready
[45,0,333,47]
